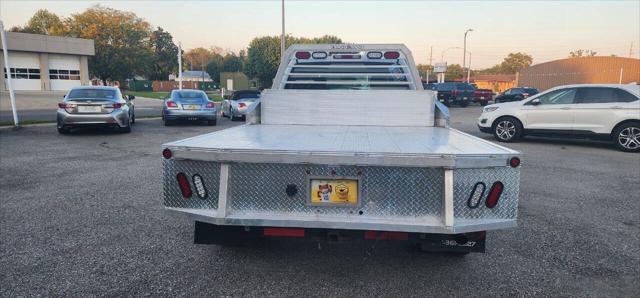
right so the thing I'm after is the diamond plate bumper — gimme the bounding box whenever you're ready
[164,159,519,234]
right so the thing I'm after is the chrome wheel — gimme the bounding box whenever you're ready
[496,120,516,140]
[618,127,640,150]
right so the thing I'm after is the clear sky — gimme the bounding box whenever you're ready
[1,0,638,68]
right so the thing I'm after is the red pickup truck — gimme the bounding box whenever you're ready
[472,86,493,106]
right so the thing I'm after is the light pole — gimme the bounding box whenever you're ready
[441,47,461,62]
[280,0,285,62]
[463,29,473,71]
[466,52,472,83]
[1,20,18,126]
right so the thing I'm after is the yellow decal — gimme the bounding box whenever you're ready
[310,179,358,204]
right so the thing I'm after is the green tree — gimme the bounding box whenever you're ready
[416,64,434,81]
[569,49,597,58]
[245,35,342,87]
[65,5,153,83]
[12,9,67,35]
[444,64,464,81]
[149,27,179,80]
[499,52,533,74]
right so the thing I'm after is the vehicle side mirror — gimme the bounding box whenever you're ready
[128,95,135,100]
[530,98,541,105]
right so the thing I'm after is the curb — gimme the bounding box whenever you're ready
[0,117,162,130]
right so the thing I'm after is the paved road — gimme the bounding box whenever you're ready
[0,91,163,122]
[1,106,639,296]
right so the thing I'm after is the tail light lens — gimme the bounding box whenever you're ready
[206,102,215,108]
[166,101,178,108]
[192,174,208,199]
[452,90,459,96]
[312,52,327,59]
[467,182,486,209]
[522,93,530,98]
[367,51,383,59]
[384,51,400,59]
[295,51,311,59]
[176,173,192,199]
[333,54,361,59]
[111,103,123,109]
[58,103,76,112]
[509,157,521,168]
[238,102,247,108]
[485,182,504,208]
[162,148,172,159]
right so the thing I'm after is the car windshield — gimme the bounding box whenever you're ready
[67,89,117,100]
[173,90,207,100]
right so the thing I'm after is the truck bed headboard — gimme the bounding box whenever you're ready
[260,89,436,127]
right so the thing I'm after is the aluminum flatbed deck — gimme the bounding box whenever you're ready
[163,124,519,168]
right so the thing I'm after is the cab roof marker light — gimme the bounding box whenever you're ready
[384,51,400,59]
[367,51,383,59]
[192,174,208,199]
[312,52,327,59]
[295,51,311,59]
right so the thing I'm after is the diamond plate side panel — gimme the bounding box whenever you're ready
[453,167,520,219]
[228,163,443,219]
[163,159,219,209]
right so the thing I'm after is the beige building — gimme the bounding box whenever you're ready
[518,56,640,91]
[1,32,94,91]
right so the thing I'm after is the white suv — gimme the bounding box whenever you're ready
[478,84,640,152]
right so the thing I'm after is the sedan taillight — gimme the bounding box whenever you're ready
[206,102,215,108]
[166,101,178,108]
[238,102,247,108]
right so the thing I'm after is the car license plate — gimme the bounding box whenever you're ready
[463,97,468,100]
[309,178,359,206]
[480,96,485,99]
[77,105,101,113]
[187,117,198,121]
[184,104,201,110]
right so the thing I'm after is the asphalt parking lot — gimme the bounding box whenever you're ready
[1,106,639,296]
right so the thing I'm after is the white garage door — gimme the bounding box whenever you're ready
[49,54,81,91]
[2,52,42,90]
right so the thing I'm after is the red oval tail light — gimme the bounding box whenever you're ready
[295,51,311,59]
[485,182,504,208]
[162,148,172,159]
[384,51,400,59]
[176,172,192,199]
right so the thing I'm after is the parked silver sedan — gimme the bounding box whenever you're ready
[56,86,135,134]
[162,89,217,126]
[221,90,261,121]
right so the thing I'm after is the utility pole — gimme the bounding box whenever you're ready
[629,42,634,58]
[280,0,286,62]
[466,52,472,83]
[0,21,18,127]
[463,29,473,72]
[426,46,433,83]
[178,42,183,90]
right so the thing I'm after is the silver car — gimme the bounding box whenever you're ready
[162,89,217,126]
[57,86,135,134]
[221,90,261,121]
